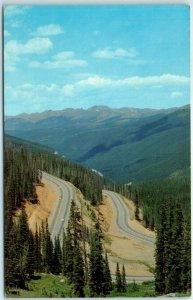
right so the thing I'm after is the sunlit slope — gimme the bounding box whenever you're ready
[5,105,190,183]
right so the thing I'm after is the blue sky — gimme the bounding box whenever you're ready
[4,5,190,115]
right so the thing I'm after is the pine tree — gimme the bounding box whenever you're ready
[135,203,140,221]
[181,216,191,292]
[34,226,42,273]
[62,231,67,275]
[165,202,184,293]
[41,220,54,273]
[26,230,35,278]
[5,226,21,288]
[122,264,127,292]
[115,262,122,292]
[64,227,74,282]
[73,244,85,297]
[17,207,32,287]
[103,251,113,294]
[89,221,105,297]
[155,203,167,294]
[52,235,62,275]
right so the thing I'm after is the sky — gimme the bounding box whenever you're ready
[4,5,190,115]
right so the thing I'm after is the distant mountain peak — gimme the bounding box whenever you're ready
[88,105,111,111]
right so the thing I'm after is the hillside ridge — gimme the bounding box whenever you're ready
[5,105,190,183]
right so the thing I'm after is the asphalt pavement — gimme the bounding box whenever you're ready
[42,171,75,240]
[103,190,155,245]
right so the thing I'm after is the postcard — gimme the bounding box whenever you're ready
[4,5,190,297]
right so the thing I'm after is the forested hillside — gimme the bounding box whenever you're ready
[5,135,103,205]
[4,135,191,296]
[5,105,190,183]
[4,137,112,296]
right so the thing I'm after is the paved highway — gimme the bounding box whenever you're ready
[103,190,155,245]
[42,172,154,281]
[42,171,77,240]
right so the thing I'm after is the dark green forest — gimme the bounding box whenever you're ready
[4,135,191,296]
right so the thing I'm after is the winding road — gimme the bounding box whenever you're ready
[42,171,77,240]
[103,190,155,245]
[42,172,154,282]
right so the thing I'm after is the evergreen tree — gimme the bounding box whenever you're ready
[52,235,62,275]
[134,190,140,221]
[165,202,184,293]
[181,215,191,292]
[122,264,127,292]
[26,230,35,278]
[34,226,42,273]
[89,221,105,297]
[41,220,54,273]
[115,262,122,292]
[62,231,67,275]
[155,203,167,294]
[73,244,85,297]
[5,226,21,288]
[103,251,113,294]
[64,227,74,282]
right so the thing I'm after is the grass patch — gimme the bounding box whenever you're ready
[7,273,74,298]
[104,233,112,245]
[109,281,157,297]
[109,281,191,298]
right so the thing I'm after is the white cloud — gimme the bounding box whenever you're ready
[5,83,71,115]
[33,24,64,37]
[4,38,53,72]
[4,5,29,17]
[6,83,60,101]
[115,74,189,87]
[5,74,189,115]
[52,51,74,60]
[61,84,74,96]
[92,47,138,59]
[77,75,112,88]
[5,38,52,55]
[30,51,87,69]
[171,91,184,98]
[61,74,189,96]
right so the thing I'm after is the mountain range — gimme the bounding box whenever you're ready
[5,105,190,183]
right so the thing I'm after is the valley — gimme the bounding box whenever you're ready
[5,105,190,183]
[4,117,190,297]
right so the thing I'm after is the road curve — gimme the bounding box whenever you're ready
[42,173,154,282]
[103,190,155,245]
[42,171,76,241]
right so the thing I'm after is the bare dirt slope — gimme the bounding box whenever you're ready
[25,178,57,232]
[99,194,155,276]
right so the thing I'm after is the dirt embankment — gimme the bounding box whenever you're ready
[25,178,57,232]
[99,194,155,276]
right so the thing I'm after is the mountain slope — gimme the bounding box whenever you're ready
[5,105,190,183]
